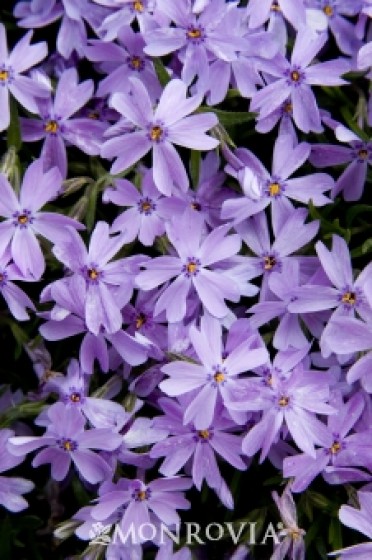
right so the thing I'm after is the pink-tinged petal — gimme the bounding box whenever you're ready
[0,174,19,217]
[32,448,71,481]
[136,257,181,290]
[72,450,111,484]
[1,282,35,321]
[316,235,352,288]
[11,227,44,280]
[154,274,190,322]
[155,79,202,126]
[62,119,105,156]
[40,133,67,178]
[168,114,219,150]
[80,332,109,373]
[183,383,218,429]
[152,142,189,195]
[20,159,62,211]
[193,269,239,318]
[0,23,8,60]
[291,28,327,68]
[291,85,322,133]
[9,32,47,73]
[20,117,46,141]
[39,316,85,341]
[0,86,10,132]
[54,69,93,119]
[102,133,151,175]
[143,28,186,57]
[306,59,350,86]
[111,86,152,129]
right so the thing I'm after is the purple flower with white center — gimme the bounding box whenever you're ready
[250,28,350,133]
[305,1,362,55]
[228,361,335,460]
[236,207,319,300]
[0,250,35,321]
[14,0,110,59]
[328,491,372,558]
[135,213,242,321]
[159,314,268,429]
[143,0,248,90]
[271,483,305,560]
[8,402,122,484]
[85,26,160,99]
[246,0,307,31]
[310,124,372,201]
[52,221,140,335]
[0,159,84,280]
[0,23,49,132]
[39,274,150,374]
[283,391,372,492]
[0,429,34,512]
[90,476,192,543]
[150,398,246,509]
[288,235,372,336]
[101,77,219,195]
[21,68,106,179]
[103,171,167,246]
[95,0,165,41]
[222,134,333,226]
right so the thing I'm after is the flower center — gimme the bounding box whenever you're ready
[59,438,78,452]
[214,371,225,383]
[268,182,281,197]
[0,69,9,82]
[271,1,281,11]
[70,392,81,403]
[18,214,29,225]
[88,111,100,120]
[330,440,341,454]
[289,529,301,540]
[323,5,333,16]
[341,291,356,306]
[263,255,276,270]
[149,125,164,142]
[183,257,201,277]
[278,395,289,407]
[187,27,202,39]
[358,148,368,160]
[133,0,144,12]
[139,197,155,214]
[135,313,147,329]
[44,120,59,134]
[88,268,100,281]
[198,429,210,440]
[129,55,144,71]
[283,101,293,114]
[191,201,201,211]
[133,488,150,501]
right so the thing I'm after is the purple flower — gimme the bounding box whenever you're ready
[159,314,268,428]
[0,429,34,512]
[250,28,350,133]
[136,213,242,321]
[329,490,372,558]
[101,77,219,195]
[246,0,307,30]
[21,68,106,178]
[0,23,49,132]
[0,159,84,279]
[271,483,305,560]
[8,402,122,484]
[0,250,35,320]
[90,476,192,543]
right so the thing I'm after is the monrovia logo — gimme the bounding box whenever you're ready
[89,521,287,547]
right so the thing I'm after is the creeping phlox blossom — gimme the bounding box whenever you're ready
[3,0,372,558]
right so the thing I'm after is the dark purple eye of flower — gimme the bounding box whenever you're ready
[44,120,59,134]
[263,255,276,270]
[358,149,368,160]
[138,197,155,214]
[341,291,356,306]
[128,55,145,71]
[135,313,147,329]
[58,438,78,452]
[283,101,293,114]
[278,395,290,407]
[191,201,202,211]
[88,111,100,120]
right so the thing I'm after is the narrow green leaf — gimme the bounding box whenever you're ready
[153,58,171,87]
[190,150,201,187]
[7,96,22,152]
[197,106,256,127]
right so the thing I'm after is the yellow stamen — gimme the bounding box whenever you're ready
[271,2,281,11]
[268,182,281,197]
[70,393,81,403]
[130,56,142,69]
[88,111,99,120]
[45,120,59,134]
[330,441,341,454]
[278,396,289,407]
[323,5,333,16]
[17,214,28,225]
[191,201,201,211]
[291,70,300,82]
[0,70,9,81]
[141,201,152,212]
[150,125,163,142]
[214,371,225,383]
[186,262,197,274]
[289,529,301,540]
[342,292,356,305]
[284,102,293,113]
[135,313,147,329]
[198,430,210,439]
[133,1,144,12]
[63,441,72,451]
[264,256,276,270]
[88,268,99,280]
[137,490,147,500]
[187,28,202,39]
